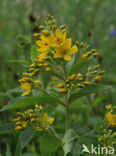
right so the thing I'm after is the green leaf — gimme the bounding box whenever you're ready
[68,58,90,75]
[39,135,61,156]
[69,85,112,103]
[0,95,61,111]
[31,44,40,61]
[6,144,12,156]
[0,123,16,135]
[92,95,108,107]
[5,60,30,65]
[20,128,35,149]
[66,55,75,72]
[7,87,24,94]
[62,129,78,156]
[14,136,22,156]
[23,154,39,156]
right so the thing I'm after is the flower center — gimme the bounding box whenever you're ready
[56,38,61,42]
[62,49,67,54]
[44,43,49,46]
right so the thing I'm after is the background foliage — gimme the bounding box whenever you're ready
[0,0,116,155]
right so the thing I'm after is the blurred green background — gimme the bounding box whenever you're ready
[0,0,116,155]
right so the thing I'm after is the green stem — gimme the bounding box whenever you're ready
[65,100,70,131]
[63,61,70,131]
[50,127,62,142]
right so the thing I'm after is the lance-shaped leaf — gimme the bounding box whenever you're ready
[20,128,35,149]
[5,60,30,65]
[0,94,61,111]
[6,144,12,156]
[69,85,112,103]
[68,58,90,75]
[14,136,22,156]
[66,55,75,72]
[62,129,78,156]
[31,44,40,61]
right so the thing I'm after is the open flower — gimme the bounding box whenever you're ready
[36,35,51,54]
[54,38,78,61]
[50,28,66,46]
[43,113,55,125]
[106,109,116,127]
[21,83,31,96]
[38,53,47,63]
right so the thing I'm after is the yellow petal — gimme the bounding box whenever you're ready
[36,127,43,131]
[43,113,48,121]
[48,118,55,124]
[69,45,78,54]
[63,38,72,48]
[54,53,63,58]
[21,83,31,96]
[37,47,49,53]
[35,40,42,46]
[62,32,67,41]
[55,29,62,37]
[64,55,71,61]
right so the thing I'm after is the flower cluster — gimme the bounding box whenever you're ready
[105,104,116,127]
[34,14,78,61]
[97,104,116,149]
[18,14,105,97]
[19,14,79,96]
[56,65,105,94]
[82,49,100,59]
[98,129,116,148]
[19,58,51,96]
[13,105,55,131]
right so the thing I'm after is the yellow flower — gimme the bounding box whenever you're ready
[93,52,100,57]
[56,83,64,88]
[86,51,92,56]
[19,77,30,83]
[52,25,57,30]
[42,30,50,36]
[21,83,31,96]
[39,105,43,110]
[29,72,36,76]
[27,109,33,113]
[107,146,111,149]
[83,81,91,86]
[45,67,51,72]
[94,75,103,82]
[106,109,116,127]
[49,29,66,46]
[33,33,40,37]
[68,74,77,80]
[15,122,22,125]
[22,121,28,128]
[106,104,112,110]
[66,84,70,88]
[36,36,51,54]
[35,127,43,131]
[54,38,78,61]
[43,113,55,125]
[15,126,23,130]
[77,84,85,88]
[34,80,41,84]
[31,118,35,122]
[77,73,83,77]
[59,88,67,93]
[82,53,88,59]
[38,53,47,63]
[12,117,21,122]
[29,113,34,117]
